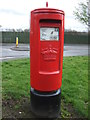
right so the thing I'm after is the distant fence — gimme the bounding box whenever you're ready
[1,31,88,44]
[2,32,29,43]
[64,32,88,44]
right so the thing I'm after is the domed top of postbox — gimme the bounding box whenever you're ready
[31,8,65,15]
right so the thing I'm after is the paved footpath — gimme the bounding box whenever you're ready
[0,43,88,61]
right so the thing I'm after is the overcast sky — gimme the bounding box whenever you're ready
[0,0,87,31]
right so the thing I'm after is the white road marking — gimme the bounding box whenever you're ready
[0,56,15,60]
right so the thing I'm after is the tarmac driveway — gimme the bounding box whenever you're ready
[0,43,88,61]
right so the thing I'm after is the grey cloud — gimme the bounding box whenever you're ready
[66,16,74,19]
[0,9,25,15]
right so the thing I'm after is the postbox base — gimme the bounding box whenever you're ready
[30,88,61,118]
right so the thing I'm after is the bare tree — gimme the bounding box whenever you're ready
[73,1,89,27]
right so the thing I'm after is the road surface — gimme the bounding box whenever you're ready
[0,44,88,61]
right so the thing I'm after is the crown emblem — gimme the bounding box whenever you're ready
[41,46,58,60]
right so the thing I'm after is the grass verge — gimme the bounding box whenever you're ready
[2,56,88,117]
[2,59,30,99]
[62,56,88,117]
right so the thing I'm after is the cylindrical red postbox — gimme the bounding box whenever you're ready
[30,8,65,118]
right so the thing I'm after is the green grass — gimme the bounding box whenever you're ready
[62,56,88,117]
[2,59,30,99]
[2,56,88,117]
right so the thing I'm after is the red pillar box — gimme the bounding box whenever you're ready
[30,8,65,118]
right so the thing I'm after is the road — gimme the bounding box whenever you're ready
[0,44,88,61]
[1,44,29,61]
